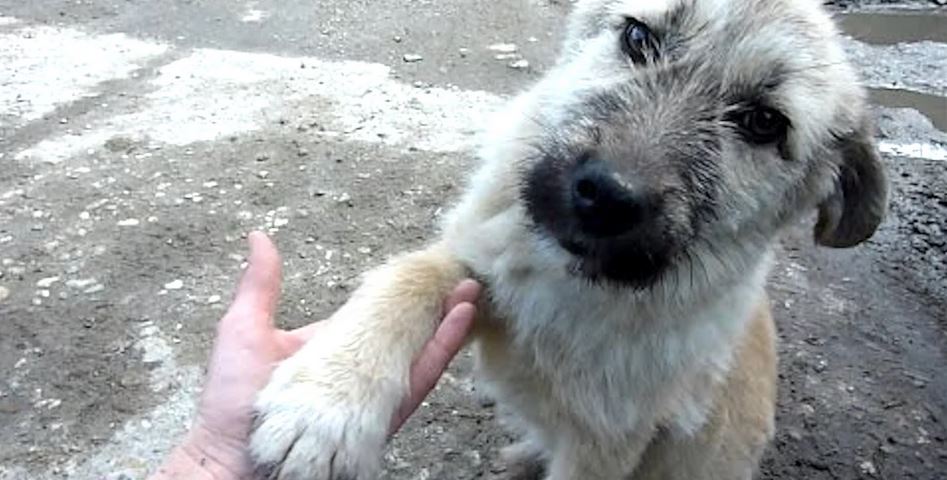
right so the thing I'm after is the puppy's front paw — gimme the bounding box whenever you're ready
[249,353,398,480]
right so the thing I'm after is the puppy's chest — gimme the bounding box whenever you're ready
[477,273,754,435]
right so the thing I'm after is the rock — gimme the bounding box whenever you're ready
[508,59,530,70]
[487,43,517,54]
[66,278,96,289]
[117,218,140,227]
[402,53,424,63]
[164,280,184,290]
[0,286,9,303]
[36,276,60,288]
[207,295,221,304]
[859,460,877,476]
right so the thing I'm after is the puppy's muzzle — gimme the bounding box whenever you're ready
[570,155,660,238]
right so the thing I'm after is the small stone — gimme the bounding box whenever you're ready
[402,53,424,63]
[458,47,469,57]
[859,460,877,476]
[36,276,60,288]
[117,218,140,227]
[0,286,9,302]
[393,35,403,43]
[273,218,289,227]
[487,43,517,54]
[164,280,184,290]
[464,450,482,468]
[66,279,96,289]
[79,211,90,220]
[508,59,530,70]
[207,295,222,305]
[297,148,309,157]
[84,284,104,294]
[257,170,270,179]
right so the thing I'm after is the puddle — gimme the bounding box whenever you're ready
[839,11,947,45]
[869,88,947,133]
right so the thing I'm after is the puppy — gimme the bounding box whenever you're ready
[249,0,888,478]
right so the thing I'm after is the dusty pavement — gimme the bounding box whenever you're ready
[0,1,945,479]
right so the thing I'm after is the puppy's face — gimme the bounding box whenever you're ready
[517,0,888,287]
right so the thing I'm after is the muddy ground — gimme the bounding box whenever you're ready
[0,1,945,479]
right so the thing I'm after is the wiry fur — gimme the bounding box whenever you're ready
[248,0,888,479]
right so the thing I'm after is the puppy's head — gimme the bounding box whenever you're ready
[514,0,887,288]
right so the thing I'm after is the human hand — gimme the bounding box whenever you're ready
[149,232,480,479]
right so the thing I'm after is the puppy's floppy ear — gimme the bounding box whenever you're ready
[814,117,889,248]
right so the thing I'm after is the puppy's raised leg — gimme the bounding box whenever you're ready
[249,244,465,480]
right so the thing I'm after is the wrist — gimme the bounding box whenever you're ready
[150,425,246,480]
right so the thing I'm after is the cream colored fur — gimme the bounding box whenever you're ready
[248,0,884,478]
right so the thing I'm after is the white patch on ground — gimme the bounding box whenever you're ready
[843,38,947,95]
[32,323,202,479]
[0,20,168,126]
[0,16,21,26]
[240,2,269,23]
[879,141,947,162]
[16,46,503,164]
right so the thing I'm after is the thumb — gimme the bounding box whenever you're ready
[227,231,283,322]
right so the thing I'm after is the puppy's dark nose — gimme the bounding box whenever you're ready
[571,157,656,237]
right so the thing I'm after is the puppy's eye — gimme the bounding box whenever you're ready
[738,107,790,144]
[622,19,657,64]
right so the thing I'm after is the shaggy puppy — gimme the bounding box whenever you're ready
[249,0,887,478]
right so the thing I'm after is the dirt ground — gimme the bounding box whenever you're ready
[0,1,945,479]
